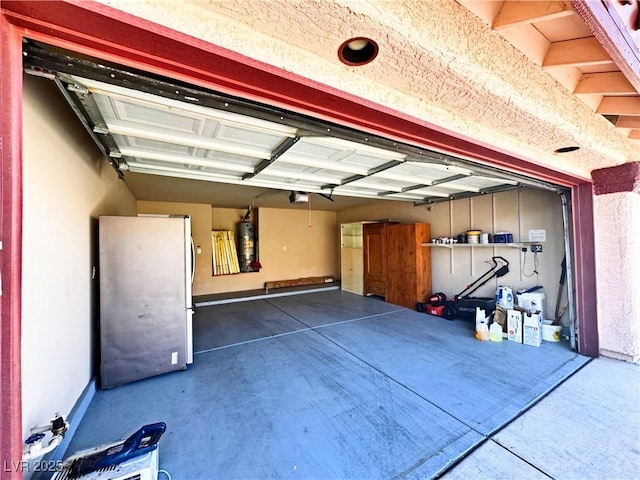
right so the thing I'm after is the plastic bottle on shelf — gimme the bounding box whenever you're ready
[489,322,503,342]
[476,323,489,341]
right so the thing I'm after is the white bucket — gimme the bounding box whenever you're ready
[542,322,562,342]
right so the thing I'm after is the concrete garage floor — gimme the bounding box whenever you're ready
[64,290,602,479]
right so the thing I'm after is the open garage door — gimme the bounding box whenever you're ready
[24,42,564,205]
[23,41,578,351]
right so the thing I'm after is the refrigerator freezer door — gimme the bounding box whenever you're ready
[99,216,190,388]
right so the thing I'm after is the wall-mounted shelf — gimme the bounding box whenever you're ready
[422,242,532,249]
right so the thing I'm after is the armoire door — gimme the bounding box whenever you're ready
[363,222,388,297]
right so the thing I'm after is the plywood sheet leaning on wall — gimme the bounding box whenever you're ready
[212,230,240,275]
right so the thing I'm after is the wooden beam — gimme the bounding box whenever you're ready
[616,116,640,128]
[493,1,574,29]
[265,276,335,291]
[543,37,612,67]
[629,130,640,140]
[575,72,636,95]
[571,0,640,92]
[596,96,640,115]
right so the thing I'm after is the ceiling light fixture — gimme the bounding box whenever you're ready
[338,37,379,66]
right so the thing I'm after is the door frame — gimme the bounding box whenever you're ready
[0,1,598,473]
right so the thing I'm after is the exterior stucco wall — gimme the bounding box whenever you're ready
[594,191,640,362]
[97,0,636,178]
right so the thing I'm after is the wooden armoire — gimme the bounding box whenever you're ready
[363,222,391,297]
[363,222,431,309]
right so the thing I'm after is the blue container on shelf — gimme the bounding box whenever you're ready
[494,232,513,243]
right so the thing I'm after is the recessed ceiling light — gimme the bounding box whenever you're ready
[338,37,378,66]
[554,146,581,154]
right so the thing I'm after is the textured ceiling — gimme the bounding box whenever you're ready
[95,0,638,185]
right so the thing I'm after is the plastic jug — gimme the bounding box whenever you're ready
[489,322,503,342]
[496,286,514,309]
[475,323,489,341]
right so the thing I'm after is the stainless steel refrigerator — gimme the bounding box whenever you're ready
[99,215,194,389]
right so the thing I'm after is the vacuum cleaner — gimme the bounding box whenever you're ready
[439,256,510,320]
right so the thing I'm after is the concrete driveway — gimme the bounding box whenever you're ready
[442,356,640,480]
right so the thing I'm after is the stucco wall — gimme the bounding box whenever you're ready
[594,191,640,362]
[21,75,137,470]
[97,0,636,178]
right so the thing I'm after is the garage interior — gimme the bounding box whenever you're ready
[23,41,577,314]
[7,0,638,477]
[20,40,591,478]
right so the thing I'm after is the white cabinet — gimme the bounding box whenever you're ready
[340,222,364,295]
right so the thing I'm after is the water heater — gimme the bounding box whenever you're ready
[237,221,255,272]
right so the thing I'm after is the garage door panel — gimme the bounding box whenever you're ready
[93,93,206,135]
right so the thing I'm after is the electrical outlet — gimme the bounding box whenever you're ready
[530,244,543,253]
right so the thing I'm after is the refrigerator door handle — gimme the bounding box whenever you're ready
[186,304,194,365]
[190,237,195,285]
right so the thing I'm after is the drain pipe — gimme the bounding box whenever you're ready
[22,414,69,461]
[560,192,577,351]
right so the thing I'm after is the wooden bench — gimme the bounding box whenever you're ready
[264,276,335,293]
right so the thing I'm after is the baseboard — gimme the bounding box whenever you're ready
[32,377,97,480]
[195,285,340,306]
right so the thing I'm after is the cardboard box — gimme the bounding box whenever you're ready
[523,312,542,347]
[517,291,546,322]
[507,310,522,343]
